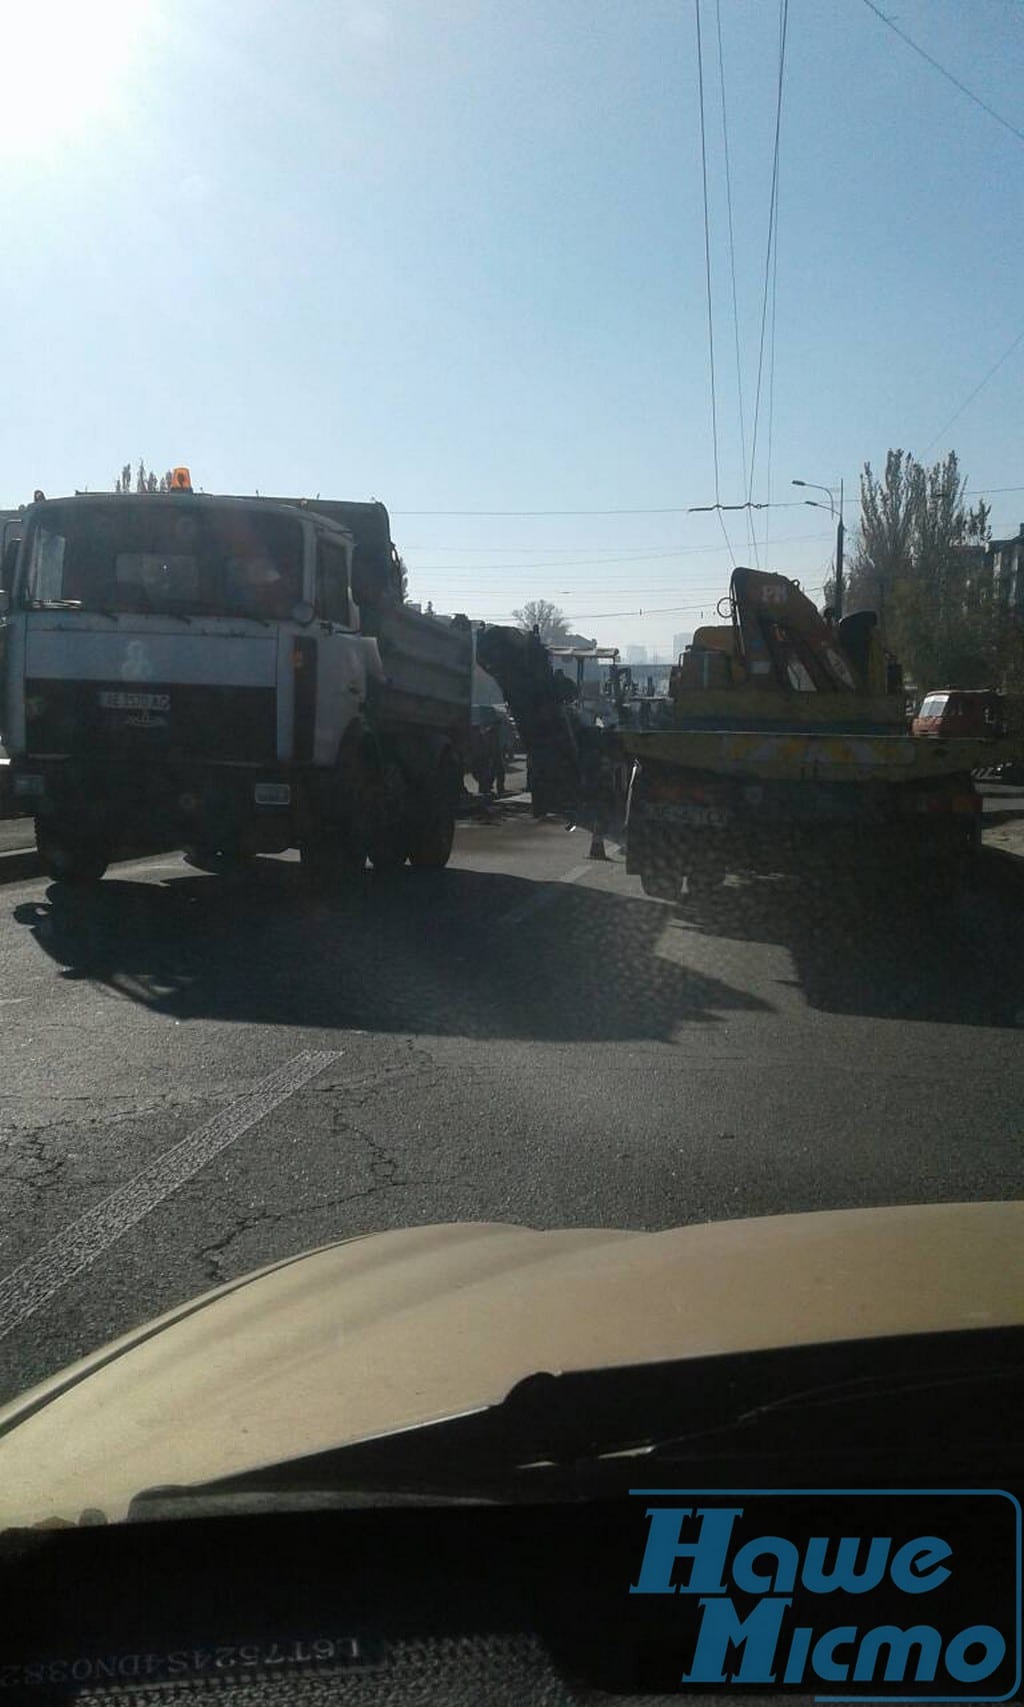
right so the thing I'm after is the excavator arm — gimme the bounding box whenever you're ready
[475,627,612,821]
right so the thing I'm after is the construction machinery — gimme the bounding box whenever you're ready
[479,569,997,901]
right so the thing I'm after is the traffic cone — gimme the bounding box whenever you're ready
[588,829,608,860]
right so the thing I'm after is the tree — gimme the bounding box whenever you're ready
[113,461,173,494]
[845,449,1004,687]
[511,599,571,646]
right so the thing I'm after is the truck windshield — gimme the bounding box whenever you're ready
[20,501,303,621]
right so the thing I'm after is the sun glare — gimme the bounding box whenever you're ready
[0,0,151,156]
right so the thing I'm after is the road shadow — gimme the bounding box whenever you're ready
[669,848,1024,1027]
[12,859,770,1042]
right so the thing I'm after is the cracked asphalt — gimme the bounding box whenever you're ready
[0,780,1023,1404]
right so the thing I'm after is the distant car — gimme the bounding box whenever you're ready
[911,688,1003,740]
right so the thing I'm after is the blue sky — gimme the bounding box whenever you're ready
[1,0,1022,655]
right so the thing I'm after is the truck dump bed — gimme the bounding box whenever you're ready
[372,602,473,745]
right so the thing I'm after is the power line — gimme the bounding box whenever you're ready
[715,0,757,569]
[695,0,737,572]
[393,487,1024,519]
[405,530,834,562]
[468,584,827,623]
[860,0,1024,148]
[413,549,702,572]
[464,572,822,602]
[923,322,1024,455]
[764,0,785,568]
[394,506,715,516]
[560,588,826,621]
[404,529,836,579]
[747,0,789,520]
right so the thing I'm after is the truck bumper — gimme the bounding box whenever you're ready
[625,767,982,877]
[12,758,298,855]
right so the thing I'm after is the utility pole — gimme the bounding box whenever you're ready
[835,477,845,618]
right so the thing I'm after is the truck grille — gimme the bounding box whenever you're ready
[24,679,278,763]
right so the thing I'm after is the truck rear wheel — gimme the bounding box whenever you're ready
[36,825,109,886]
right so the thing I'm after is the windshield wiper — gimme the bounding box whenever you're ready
[25,599,118,623]
[125,1326,1024,1518]
[136,606,193,625]
[173,602,271,627]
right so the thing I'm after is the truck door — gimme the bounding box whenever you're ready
[310,532,368,766]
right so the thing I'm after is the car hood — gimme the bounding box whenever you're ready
[0,1200,1021,1528]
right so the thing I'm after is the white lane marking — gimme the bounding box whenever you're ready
[0,1049,341,1341]
[495,861,597,931]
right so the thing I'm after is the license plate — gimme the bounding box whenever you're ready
[98,691,171,712]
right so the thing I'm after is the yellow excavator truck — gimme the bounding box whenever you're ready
[479,569,1001,903]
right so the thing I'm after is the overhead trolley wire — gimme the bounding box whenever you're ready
[763,0,787,568]
[923,320,1024,456]
[715,0,758,568]
[747,0,789,530]
[860,0,1024,149]
[695,0,737,571]
[391,488,1024,521]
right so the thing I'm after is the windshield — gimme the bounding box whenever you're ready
[21,501,303,620]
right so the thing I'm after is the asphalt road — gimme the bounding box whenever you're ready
[0,770,1023,1406]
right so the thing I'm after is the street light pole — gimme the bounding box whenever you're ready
[835,478,844,618]
[792,478,844,617]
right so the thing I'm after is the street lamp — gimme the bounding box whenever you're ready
[793,478,845,618]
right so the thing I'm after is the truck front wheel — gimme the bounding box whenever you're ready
[367,761,409,876]
[36,825,109,886]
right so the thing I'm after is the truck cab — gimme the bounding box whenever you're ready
[2,489,471,884]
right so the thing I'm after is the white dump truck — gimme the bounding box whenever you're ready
[1,476,473,885]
